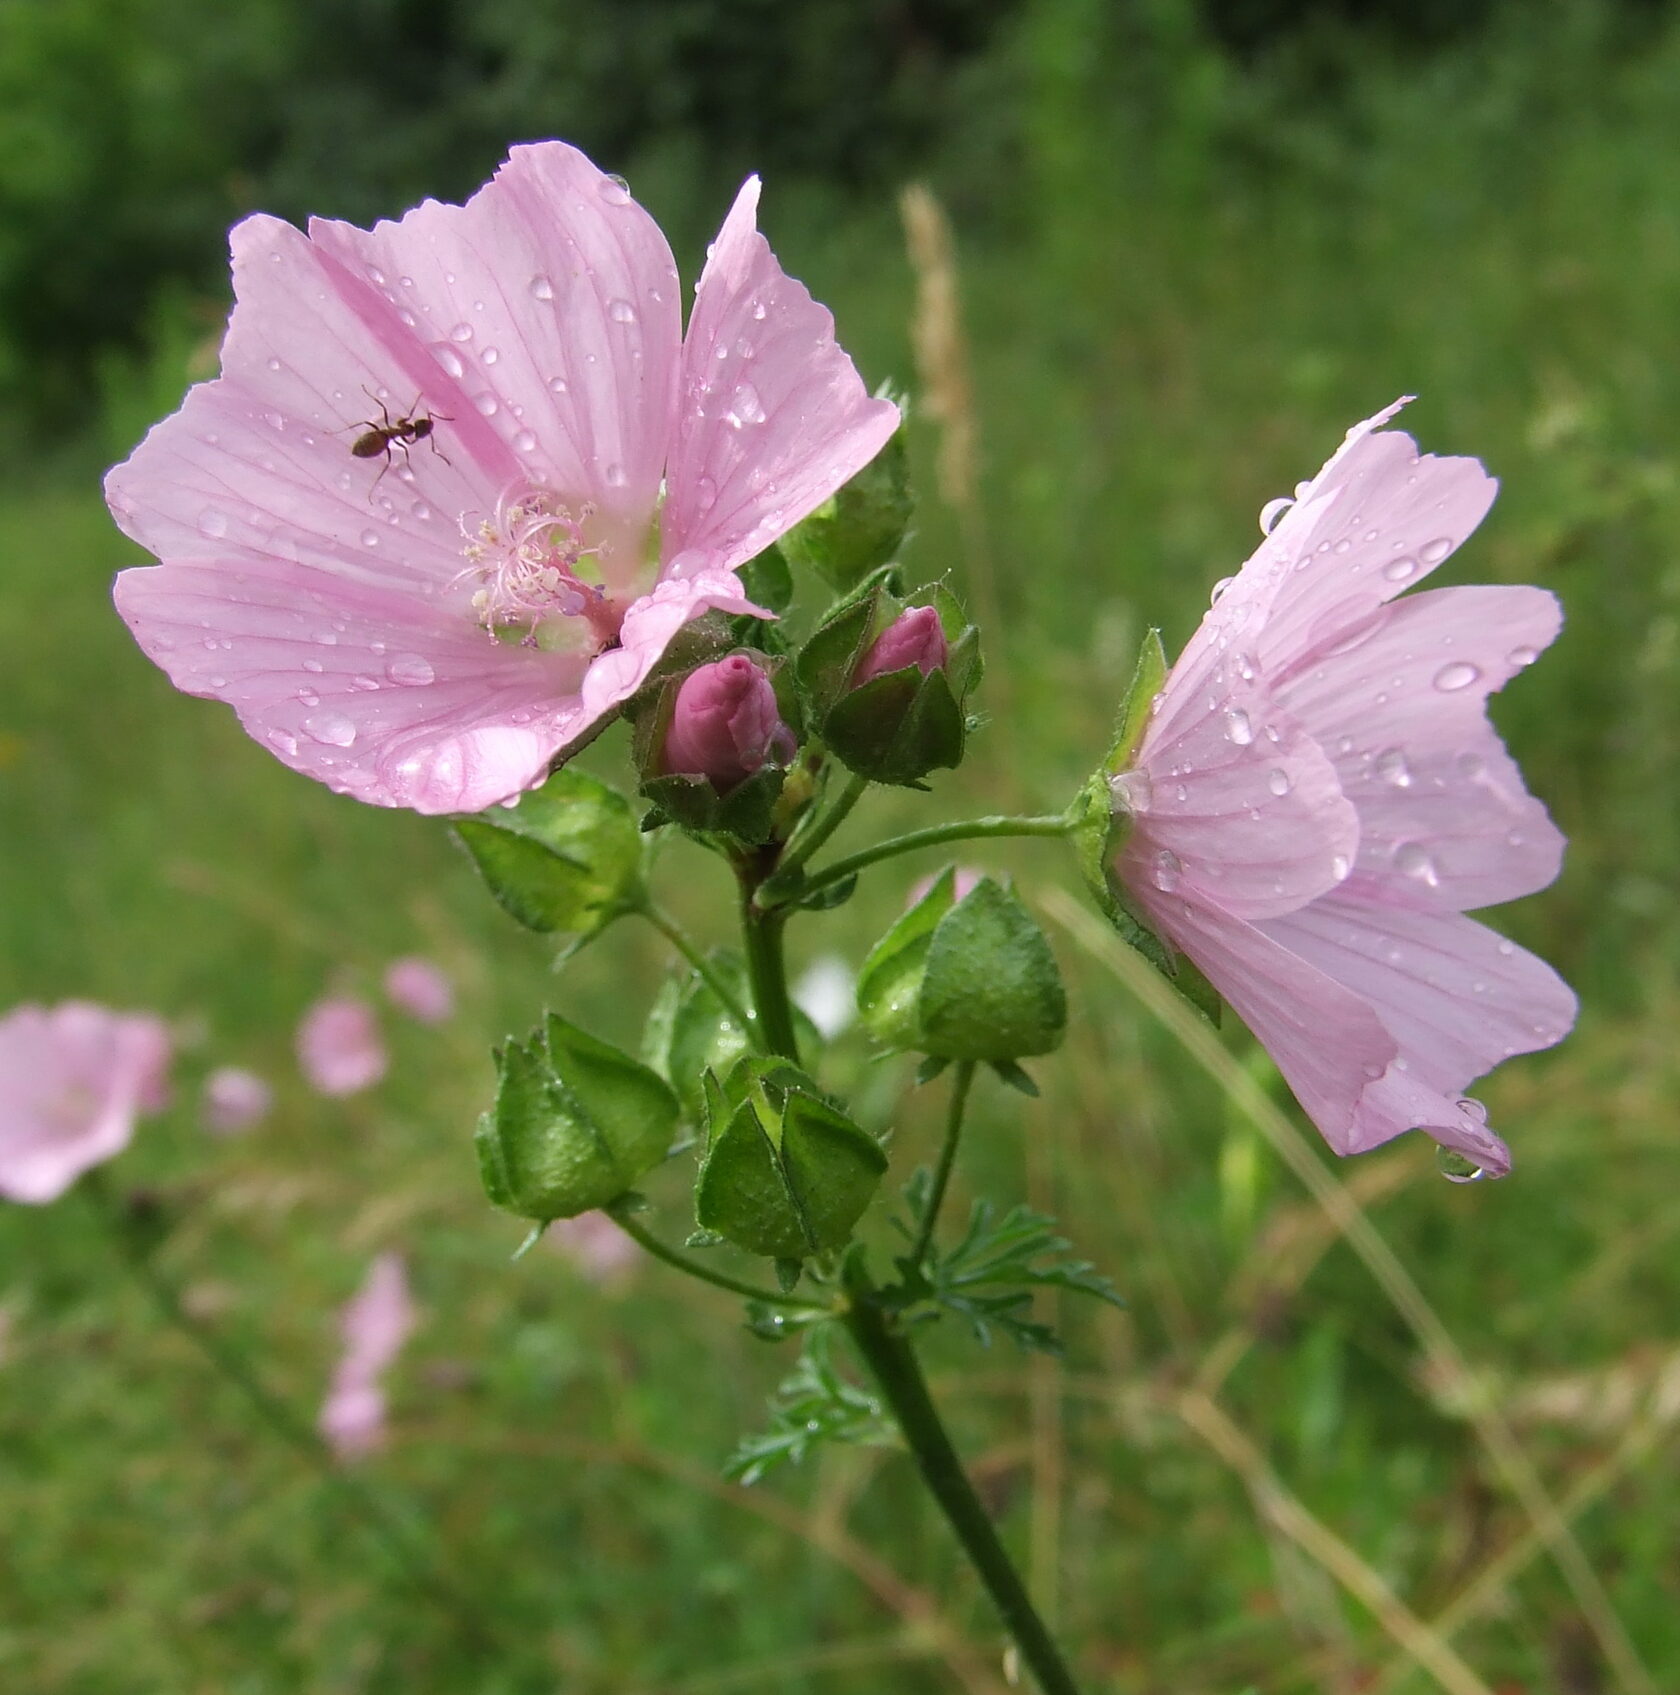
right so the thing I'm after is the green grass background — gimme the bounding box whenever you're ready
[3,3,1679,1691]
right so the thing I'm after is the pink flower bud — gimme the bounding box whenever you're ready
[853,605,947,685]
[659,655,794,791]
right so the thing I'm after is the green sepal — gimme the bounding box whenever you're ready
[737,540,795,614]
[1068,627,1221,1023]
[855,865,961,1051]
[793,569,898,716]
[639,765,786,845]
[778,420,913,594]
[476,1014,679,1223]
[694,1057,887,1260]
[990,1059,1040,1097]
[453,768,645,939]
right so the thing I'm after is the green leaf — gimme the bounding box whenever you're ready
[453,767,644,938]
[737,539,794,613]
[777,424,914,594]
[724,1327,896,1483]
[919,879,1066,1061]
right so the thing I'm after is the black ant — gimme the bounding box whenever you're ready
[342,388,451,490]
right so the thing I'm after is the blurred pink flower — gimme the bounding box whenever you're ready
[908,865,982,909]
[319,1252,415,1460]
[547,1211,641,1284]
[382,956,454,1024]
[201,1065,273,1135]
[107,141,899,814]
[0,1002,172,1203]
[1107,401,1576,1177]
[296,996,387,1097]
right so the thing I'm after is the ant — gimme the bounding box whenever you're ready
[342,388,451,490]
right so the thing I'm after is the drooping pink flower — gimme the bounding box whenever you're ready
[201,1065,273,1135]
[658,653,795,789]
[382,956,454,1024]
[546,1212,641,1284]
[1107,401,1576,1177]
[296,996,387,1097]
[0,1003,172,1203]
[319,1252,416,1460]
[107,142,900,815]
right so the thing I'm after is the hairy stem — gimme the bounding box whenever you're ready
[908,1060,977,1269]
[773,770,871,886]
[605,1203,827,1309]
[737,869,802,1062]
[640,903,758,1040]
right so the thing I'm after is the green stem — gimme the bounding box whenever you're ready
[86,1177,484,1641]
[737,873,802,1062]
[908,1060,977,1268]
[606,1204,827,1309]
[780,812,1072,910]
[773,770,871,885]
[641,903,759,1040]
[841,1272,1084,1695]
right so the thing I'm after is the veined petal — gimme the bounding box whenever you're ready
[1274,585,1566,910]
[115,557,595,813]
[663,176,900,573]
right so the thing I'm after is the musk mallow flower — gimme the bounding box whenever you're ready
[106,142,899,814]
[382,956,454,1024]
[0,1002,172,1203]
[1107,401,1577,1178]
[296,995,387,1097]
[319,1252,416,1460]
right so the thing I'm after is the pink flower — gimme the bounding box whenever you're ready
[201,1065,273,1135]
[854,604,948,684]
[106,142,899,815]
[1107,401,1576,1177]
[658,653,794,789]
[0,1002,172,1203]
[382,956,454,1024]
[546,1212,641,1284]
[296,996,386,1097]
[319,1252,415,1460]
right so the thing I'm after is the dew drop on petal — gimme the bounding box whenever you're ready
[266,356,283,373]
[303,712,357,748]
[482,347,500,366]
[1373,746,1411,787]
[267,729,299,756]
[296,688,320,708]
[386,654,435,687]
[1258,496,1293,534]
[529,274,555,300]
[607,298,637,324]
[600,174,633,206]
[1419,536,1454,565]
[1233,651,1256,681]
[1507,645,1538,668]
[434,346,465,379]
[449,322,474,343]
[1382,555,1418,583]
[548,375,569,395]
[1109,770,1153,814]
[1209,576,1236,605]
[604,462,627,488]
[1266,768,1290,797]
[1393,841,1440,886]
[351,674,380,691]
[1330,853,1351,881]
[1224,708,1254,746]
[301,657,325,674]
[513,428,538,454]
[1435,1146,1487,1184]
[197,507,230,538]
[471,393,498,417]
[1433,661,1481,692]
[360,528,380,548]
[1151,849,1183,892]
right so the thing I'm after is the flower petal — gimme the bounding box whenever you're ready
[116,556,595,812]
[663,176,900,573]
[1274,585,1566,910]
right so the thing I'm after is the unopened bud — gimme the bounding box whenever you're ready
[660,655,795,793]
[853,604,948,685]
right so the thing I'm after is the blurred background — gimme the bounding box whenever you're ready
[3,0,1678,1689]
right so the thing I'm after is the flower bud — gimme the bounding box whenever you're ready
[660,654,795,792]
[853,604,948,685]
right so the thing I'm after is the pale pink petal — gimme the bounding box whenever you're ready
[318,1382,388,1460]
[1273,585,1565,910]
[338,1252,416,1376]
[383,957,454,1024]
[1128,893,1397,1150]
[1124,652,1358,920]
[296,997,386,1097]
[0,1003,173,1204]
[663,177,900,573]
[201,1066,273,1136]
[115,558,591,812]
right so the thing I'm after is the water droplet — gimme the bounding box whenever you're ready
[387,654,435,687]
[513,428,538,453]
[1331,853,1351,881]
[266,356,283,373]
[548,375,569,394]
[1456,751,1485,779]
[1433,661,1481,692]
[351,674,380,691]
[1382,555,1419,583]
[1109,770,1153,814]
[727,381,766,428]
[1393,841,1440,886]
[529,274,555,300]
[267,729,299,756]
[301,657,325,674]
[197,507,230,538]
[1232,651,1256,681]
[1507,645,1538,668]
[434,346,465,379]
[608,297,637,324]
[1151,849,1183,892]
[600,174,633,206]
[1266,768,1291,797]
[1419,536,1454,565]
[360,528,380,548]
[751,300,768,321]
[482,346,500,366]
[449,322,474,343]
[303,712,357,747]
[473,393,499,417]
[1259,496,1293,534]
[411,501,433,521]
[1209,576,1236,605]
[1435,1146,1487,1184]
[296,688,320,708]
[1224,708,1254,746]
[604,462,627,488]
[1373,747,1411,787]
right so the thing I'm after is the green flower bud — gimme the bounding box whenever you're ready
[476,1015,678,1222]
